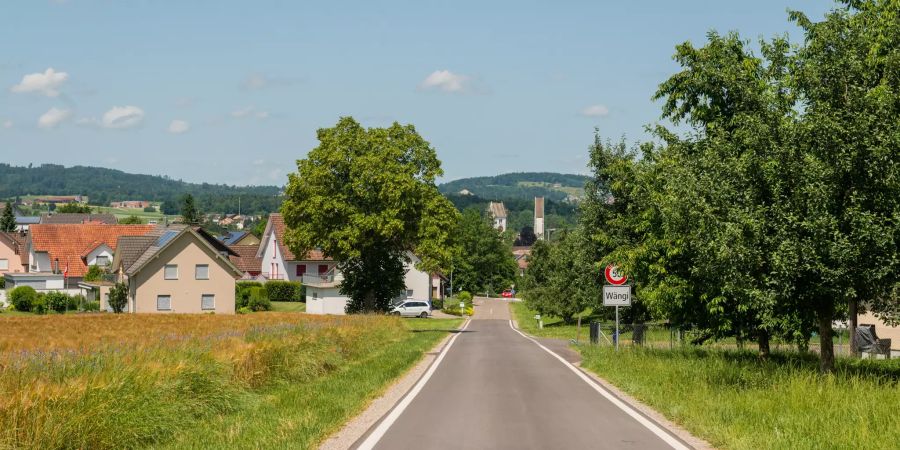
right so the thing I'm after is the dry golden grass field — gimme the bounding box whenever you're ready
[0,312,458,449]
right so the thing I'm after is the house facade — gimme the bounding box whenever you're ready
[487,201,507,231]
[257,213,337,282]
[0,232,27,275]
[111,225,241,314]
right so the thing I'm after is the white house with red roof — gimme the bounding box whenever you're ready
[257,213,338,282]
[256,214,445,314]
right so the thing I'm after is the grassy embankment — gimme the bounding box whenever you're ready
[510,301,900,450]
[0,313,461,449]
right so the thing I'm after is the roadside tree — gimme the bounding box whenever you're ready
[282,117,458,313]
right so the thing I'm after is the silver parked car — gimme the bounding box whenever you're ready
[389,300,431,318]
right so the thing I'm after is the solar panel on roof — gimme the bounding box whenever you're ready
[156,230,179,247]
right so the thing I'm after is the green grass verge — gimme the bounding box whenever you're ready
[159,317,462,449]
[509,301,853,349]
[270,301,306,313]
[579,345,900,450]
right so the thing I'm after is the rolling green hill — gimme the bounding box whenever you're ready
[438,172,589,202]
[438,172,588,233]
[0,163,281,215]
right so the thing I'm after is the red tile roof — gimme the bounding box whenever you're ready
[228,244,263,274]
[29,224,156,277]
[267,213,328,261]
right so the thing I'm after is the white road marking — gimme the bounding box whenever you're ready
[356,318,471,450]
[508,320,689,450]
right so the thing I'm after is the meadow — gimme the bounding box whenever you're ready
[580,346,900,450]
[0,313,461,449]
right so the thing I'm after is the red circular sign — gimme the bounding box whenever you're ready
[604,265,628,285]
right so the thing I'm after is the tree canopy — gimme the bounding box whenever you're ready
[282,117,459,312]
[528,0,899,373]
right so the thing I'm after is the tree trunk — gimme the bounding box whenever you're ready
[365,290,376,313]
[849,298,859,357]
[757,330,770,358]
[818,302,835,374]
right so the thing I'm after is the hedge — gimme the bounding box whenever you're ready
[265,280,303,302]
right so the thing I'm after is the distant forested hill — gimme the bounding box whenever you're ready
[0,164,281,215]
[439,172,590,232]
[438,172,589,202]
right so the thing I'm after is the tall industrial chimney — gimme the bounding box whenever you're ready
[534,197,545,240]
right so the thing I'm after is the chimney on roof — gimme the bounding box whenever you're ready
[534,197,545,240]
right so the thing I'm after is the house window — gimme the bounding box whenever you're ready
[195,264,209,280]
[157,295,171,311]
[312,291,318,300]
[95,256,109,266]
[164,265,178,280]
[318,264,329,275]
[296,264,307,277]
[0,259,8,270]
[201,294,215,310]
[406,289,414,298]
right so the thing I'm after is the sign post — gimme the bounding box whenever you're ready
[603,265,631,351]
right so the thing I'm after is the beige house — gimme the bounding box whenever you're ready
[0,232,27,275]
[109,225,242,314]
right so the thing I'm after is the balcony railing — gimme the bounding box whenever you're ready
[260,272,286,280]
[302,272,338,287]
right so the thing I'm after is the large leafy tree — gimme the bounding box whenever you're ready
[0,201,15,232]
[282,117,459,312]
[448,208,517,296]
[784,1,900,369]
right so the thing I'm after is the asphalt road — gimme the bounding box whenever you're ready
[355,297,687,450]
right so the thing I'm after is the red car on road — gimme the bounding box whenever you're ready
[501,289,515,298]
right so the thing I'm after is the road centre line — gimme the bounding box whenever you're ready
[356,318,472,450]
[507,320,690,450]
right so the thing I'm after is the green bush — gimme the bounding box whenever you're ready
[83,265,105,282]
[69,294,85,310]
[83,301,100,312]
[248,287,272,312]
[265,280,302,302]
[237,306,252,314]
[236,281,265,309]
[45,291,71,313]
[10,286,37,312]
[0,277,5,289]
[32,294,48,315]
[458,291,473,303]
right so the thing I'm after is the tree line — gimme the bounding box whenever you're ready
[0,163,281,215]
[524,1,899,373]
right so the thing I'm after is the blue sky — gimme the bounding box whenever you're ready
[0,0,832,186]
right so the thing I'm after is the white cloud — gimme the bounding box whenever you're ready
[101,105,144,129]
[231,106,269,120]
[168,119,190,134]
[241,73,268,90]
[11,68,69,97]
[419,70,470,93]
[581,104,610,117]
[2,120,12,129]
[38,107,72,128]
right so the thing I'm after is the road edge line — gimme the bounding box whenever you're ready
[354,318,471,450]
[507,319,690,450]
